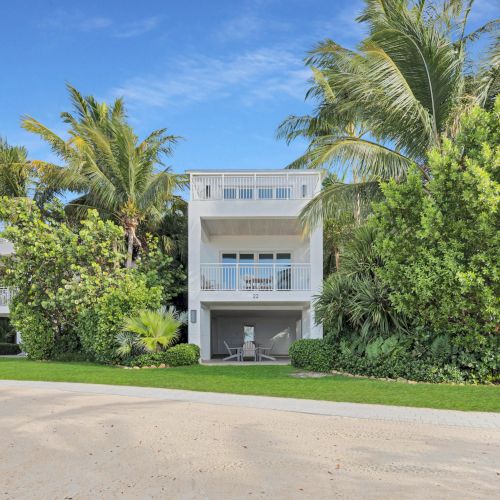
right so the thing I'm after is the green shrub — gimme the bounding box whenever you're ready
[0,342,21,355]
[289,339,334,372]
[128,343,200,367]
[163,343,200,366]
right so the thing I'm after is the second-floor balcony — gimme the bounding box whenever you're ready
[200,263,311,291]
[190,172,321,201]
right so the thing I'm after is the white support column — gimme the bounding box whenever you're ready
[309,222,323,338]
[188,205,201,349]
[200,306,211,360]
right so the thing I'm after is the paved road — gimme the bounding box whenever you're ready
[0,381,499,499]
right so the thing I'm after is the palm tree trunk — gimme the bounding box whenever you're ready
[125,222,138,268]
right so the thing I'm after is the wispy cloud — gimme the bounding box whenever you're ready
[113,17,160,38]
[40,10,159,38]
[112,48,310,108]
[217,14,290,42]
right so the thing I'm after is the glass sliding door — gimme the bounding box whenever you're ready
[258,253,274,290]
[221,253,237,289]
[276,252,292,290]
[238,253,255,290]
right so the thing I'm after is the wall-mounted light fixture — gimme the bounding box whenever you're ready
[190,309,197,324]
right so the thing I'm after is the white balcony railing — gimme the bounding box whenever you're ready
[200,263,311,291]
[0,287,11,306]
[191,173,320,201]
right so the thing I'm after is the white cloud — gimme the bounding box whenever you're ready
[112,48,310,108]
[40,10,159,38]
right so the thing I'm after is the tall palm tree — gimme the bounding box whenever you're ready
[0,138,33,198]
[22,85,186,267]
[278,0,499,226]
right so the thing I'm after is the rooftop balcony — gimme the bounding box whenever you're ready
[190,171,322,201]
[200,263,311,291]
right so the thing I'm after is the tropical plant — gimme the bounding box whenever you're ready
[315,224,407,345]
[278,0,499,226]
[123,306,186,353]
[0,138,33,198]
[22,85,186,267]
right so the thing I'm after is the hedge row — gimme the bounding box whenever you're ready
[128,344,200,367]
[289,339,468,383]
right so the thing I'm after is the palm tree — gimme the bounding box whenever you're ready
[0,138,33,198]
[22,85,186,267]
[123,306,186,353]
[278,0,499,226]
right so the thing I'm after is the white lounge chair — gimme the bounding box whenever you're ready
[223,341,242,361]
[257,343,276,361]
[242,341,257,361]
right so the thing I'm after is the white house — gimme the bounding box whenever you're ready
[187,170,324,361]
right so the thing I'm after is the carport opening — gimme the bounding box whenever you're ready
[210,309,302,358]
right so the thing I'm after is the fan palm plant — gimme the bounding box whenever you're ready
[22,85,186,267]
[123,306,186,353]
[278,0,499,227]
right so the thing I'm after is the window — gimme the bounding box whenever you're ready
[276,253,292,290]
[205,185,211,199]
[301,184,307,198]
[223,188,236,199]
[276,187,291,199]
[244,325,255,343]
[258,187,273,199]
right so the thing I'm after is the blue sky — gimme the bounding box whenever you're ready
[0,0,496,174]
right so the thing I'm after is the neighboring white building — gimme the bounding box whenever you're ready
[0,237,13,319]
[187,170,324,360]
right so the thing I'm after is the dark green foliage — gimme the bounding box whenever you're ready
[129,344,200,367]
[0,318,15,343]
[0,343,21,355]
[289,339,334,372]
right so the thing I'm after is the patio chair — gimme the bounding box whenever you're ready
[257,343,276,361]
[241,341,257,361]
[223,341,242,362]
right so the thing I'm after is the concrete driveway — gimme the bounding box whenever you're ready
[0,381,499,499]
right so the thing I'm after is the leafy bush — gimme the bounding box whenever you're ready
[163,343,199,366]
[128,343,200,367]
[373,101,500,379]
[78,272,162,363]
[0,201,125,359]
[289,339,334,372]
[0,343,21,355]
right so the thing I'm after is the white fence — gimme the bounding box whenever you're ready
[191,173,320,201]
[200,264,310,291]
[0,287,11,306]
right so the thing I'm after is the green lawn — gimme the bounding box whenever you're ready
[0,358,498,412]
